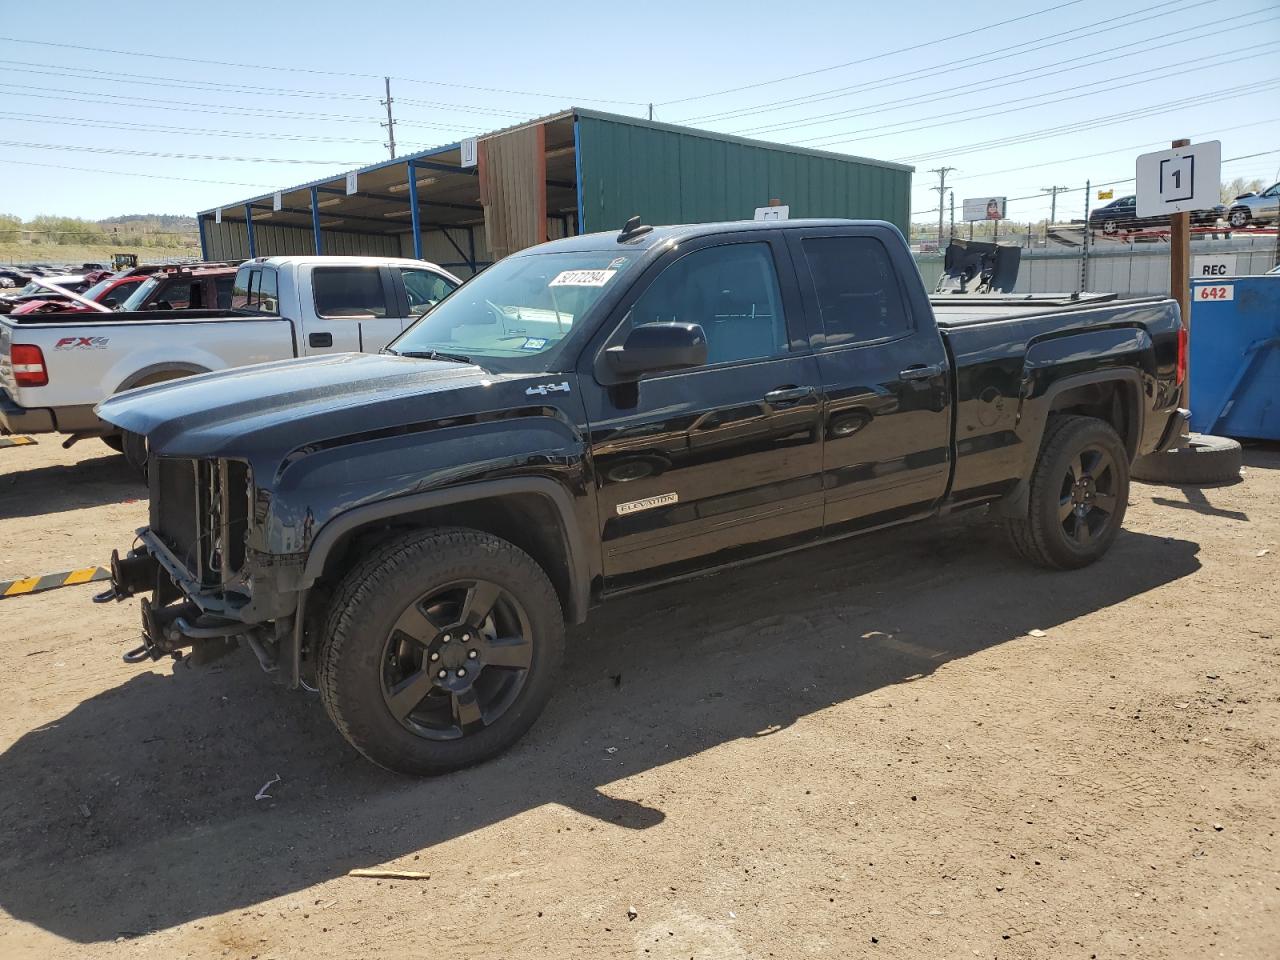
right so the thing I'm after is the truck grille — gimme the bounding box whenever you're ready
[150,456,250,586]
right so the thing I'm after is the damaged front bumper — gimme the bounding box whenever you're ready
[98,530,308,687]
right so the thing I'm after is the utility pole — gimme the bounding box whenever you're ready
[1041,184,1069,241]
[1168,139,1192,407]
[648,103,654,121]
[381,77,397,159]
[929,166,956,249]
[1079,179,1092,294]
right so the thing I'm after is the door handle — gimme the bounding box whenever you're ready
[308,332,333,348]
[764,386,816,405]
[899,363,943,382]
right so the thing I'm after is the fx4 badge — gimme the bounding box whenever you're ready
[526,381,571,396]
[54,336,109,350]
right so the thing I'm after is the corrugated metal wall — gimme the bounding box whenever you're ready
[203,220,400,260]
[913,240,1279,296]
[575,113,911,234]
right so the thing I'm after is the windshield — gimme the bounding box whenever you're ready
[16,277,75,297]
[81,277,114,301]
[389,250,638,369]
[120,276,161,311]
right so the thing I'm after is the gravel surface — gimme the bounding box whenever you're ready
[0,435,1276,959]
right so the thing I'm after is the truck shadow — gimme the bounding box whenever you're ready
[0,515,1200,943]
[0,442,141,520]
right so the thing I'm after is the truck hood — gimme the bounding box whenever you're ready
[96,352,512,459]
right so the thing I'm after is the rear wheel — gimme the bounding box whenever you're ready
[1006,415,1129,569]
[1228,207,1251,229]
[319,527,564,776]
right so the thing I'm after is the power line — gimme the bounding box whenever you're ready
[728,7,1276,137]
[908,150,1280,218]
[796,46,1280,149]
[680,0,1211,125]
[943,118,1280,184]
[0,83,484,131]
[895,79,1280,163]
[0,60,377,101]
[0,110,444,146]
[657,0,1086,107]
[0,34,647,106]
[0,59,531,121]
[0,139,368,166]
[0,157,274,189]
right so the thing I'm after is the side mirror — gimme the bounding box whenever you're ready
[605,322,707,381]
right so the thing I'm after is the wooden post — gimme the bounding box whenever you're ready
[1169,138,1191,407]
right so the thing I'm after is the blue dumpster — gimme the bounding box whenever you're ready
[1189,274,1280,440]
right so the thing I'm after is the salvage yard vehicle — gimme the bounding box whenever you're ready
[0,273,93,314]
[1226,181,1279,229]
[1087,194,1222,235]
[0,255,460,469]
[3,262,215,317]
[96,218,1189,776]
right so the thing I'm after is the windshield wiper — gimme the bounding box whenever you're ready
[395,349,474,364]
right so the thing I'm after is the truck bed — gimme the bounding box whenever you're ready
[928,293,1168,327]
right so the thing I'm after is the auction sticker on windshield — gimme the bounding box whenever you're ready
[550,269,617,287]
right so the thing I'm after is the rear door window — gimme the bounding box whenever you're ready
[799,236,912,347]
[231,267,279,313]
[313,267,387,318]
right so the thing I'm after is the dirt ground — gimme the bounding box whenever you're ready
[0,436,1276,960]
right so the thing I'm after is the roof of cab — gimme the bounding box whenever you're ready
[515,218,899,255]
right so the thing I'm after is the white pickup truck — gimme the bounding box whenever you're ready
[0,255,460,468]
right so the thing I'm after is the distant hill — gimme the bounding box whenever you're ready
[98,214,197,231]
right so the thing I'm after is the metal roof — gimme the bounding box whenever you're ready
[198,108,912,217]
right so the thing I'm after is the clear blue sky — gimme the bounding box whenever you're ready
[1,0,1276,226]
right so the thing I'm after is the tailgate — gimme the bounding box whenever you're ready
[0,321,15,394]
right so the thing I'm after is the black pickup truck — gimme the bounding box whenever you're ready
[97,218,1188,775]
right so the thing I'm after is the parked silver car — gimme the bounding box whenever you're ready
[1227,182,1279,229]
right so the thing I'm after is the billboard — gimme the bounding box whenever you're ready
[963,197,1006,221]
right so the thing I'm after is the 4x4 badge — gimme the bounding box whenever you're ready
[526,381,571,396]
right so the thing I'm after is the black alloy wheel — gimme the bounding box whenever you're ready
[380,578,533,741]
[1057,444,1119,547]
[319,527,564,776]
[1005,414,1130,569]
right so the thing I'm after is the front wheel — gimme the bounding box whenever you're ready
[1005,415,1129,570]
[318,527,565,775]
[1227,208,1251,229]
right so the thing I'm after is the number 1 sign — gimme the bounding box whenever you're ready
[1135,140,1220,217]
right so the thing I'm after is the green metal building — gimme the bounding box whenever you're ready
[199,109,912,277]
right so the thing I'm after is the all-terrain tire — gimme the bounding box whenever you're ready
[1005,415,1130,570]
[318,527,565,776]
[1131,433,1242,485]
